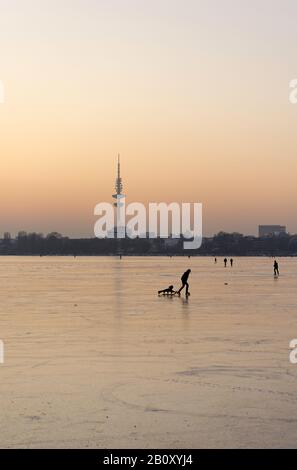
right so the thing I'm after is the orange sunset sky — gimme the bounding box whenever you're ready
[0,0,297,237]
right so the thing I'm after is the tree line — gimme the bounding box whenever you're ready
[0,231,297,256]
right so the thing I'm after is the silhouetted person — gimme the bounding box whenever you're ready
[214,257,217,264]
[177,269,191,296]
[224,258,227,267]
[230,258,234,267]
[274,260,279,276]
[158,285,175,295]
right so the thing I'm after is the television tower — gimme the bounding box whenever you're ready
[112,154,125,240]
[113,154,124,202]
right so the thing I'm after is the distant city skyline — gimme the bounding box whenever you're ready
[1,0,296,237]
[1,153,291,238]
[2,155,290,238]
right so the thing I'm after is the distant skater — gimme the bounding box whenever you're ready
[158,285,176,295]
[224,258,227,267]
[177,269,191,296]
[230,258,234,267]
[274,260,279,276]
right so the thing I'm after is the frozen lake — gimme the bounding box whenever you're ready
[0,256,297,448]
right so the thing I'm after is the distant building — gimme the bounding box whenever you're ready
[258,225,287,238]
[163,238,180,248]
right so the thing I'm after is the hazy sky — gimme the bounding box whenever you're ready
[1,0,297,237]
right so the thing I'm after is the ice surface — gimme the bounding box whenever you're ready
[0,256,296,448]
